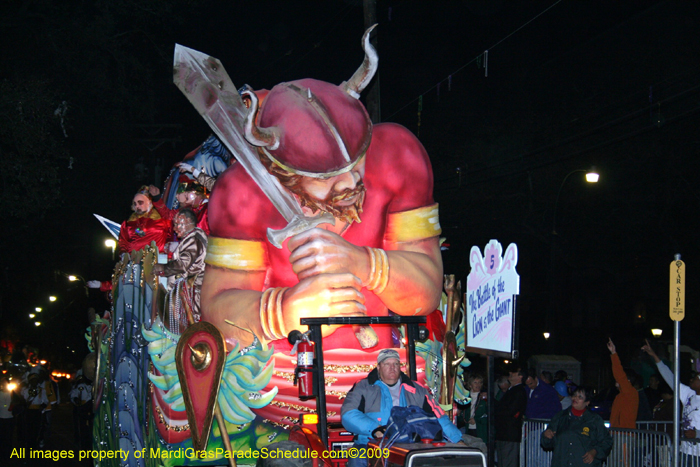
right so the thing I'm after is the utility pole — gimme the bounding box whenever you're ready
[363,0,381,123]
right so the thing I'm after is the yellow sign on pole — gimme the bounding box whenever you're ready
[670,258,685,321]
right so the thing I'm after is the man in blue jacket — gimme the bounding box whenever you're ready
[341,349,463,467]
[524,368,562,420]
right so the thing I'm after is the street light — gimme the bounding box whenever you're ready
[34,322,41,326]
[105,239,117,260]
[543,332,551,340]
[49,296,57,302]
[548,167,599,350]
[552,167,600,235]
[651,328,663,337]
[29,313,35,318]
[63,272,88,296]
[35,307,42,312]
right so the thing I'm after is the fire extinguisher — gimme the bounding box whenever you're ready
[290,330,316,400]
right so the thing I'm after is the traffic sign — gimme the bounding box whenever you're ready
[669,258,685,321]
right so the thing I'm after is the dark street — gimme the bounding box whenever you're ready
[7,403,92,467]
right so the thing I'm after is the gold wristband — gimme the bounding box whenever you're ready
[259,287,290,341]
[364,247,389,294]
[259,288,274,340]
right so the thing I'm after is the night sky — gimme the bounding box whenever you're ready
[1,1,699,378]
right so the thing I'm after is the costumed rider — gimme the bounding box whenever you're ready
[341,349,469,467]
[118,185,171,254]
[153,162,213,234]
[176,161,216,193]
[154,208,208,329]
[201,26,444,357]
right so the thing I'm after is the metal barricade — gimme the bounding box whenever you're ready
[607,427,672,467]
[679,438,700,467]
[637,421,673,433]
[520,419,551,467]
[520,420,695,467]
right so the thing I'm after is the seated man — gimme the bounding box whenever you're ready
[341,349,468,467]
[154,208,208,327]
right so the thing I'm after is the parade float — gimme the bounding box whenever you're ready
[87,26,475,467]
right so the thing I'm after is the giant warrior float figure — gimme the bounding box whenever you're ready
[197,24,445,425]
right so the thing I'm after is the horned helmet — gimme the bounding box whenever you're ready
[243,25,378,178]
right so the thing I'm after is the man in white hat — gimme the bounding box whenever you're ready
[341,349,464,467]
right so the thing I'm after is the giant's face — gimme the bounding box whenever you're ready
[292,156,367,224]
[132,194,152,215]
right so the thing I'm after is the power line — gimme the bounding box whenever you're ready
[434,95,700,193]
[386,0,564,121]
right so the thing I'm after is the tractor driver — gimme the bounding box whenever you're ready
[341,349,471,467]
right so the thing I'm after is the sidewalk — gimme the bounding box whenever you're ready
[6,403,93,467]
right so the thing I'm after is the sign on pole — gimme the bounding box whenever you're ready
[465,240,520,357]
[669,256,685,321]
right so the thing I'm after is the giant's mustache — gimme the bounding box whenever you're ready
[330,184,365,205]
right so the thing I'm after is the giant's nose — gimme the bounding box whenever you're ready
[333,169,361,193]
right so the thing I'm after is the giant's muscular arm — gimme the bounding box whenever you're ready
[375,123,444,315]
[203,222,440,346]
[382,236,443,315]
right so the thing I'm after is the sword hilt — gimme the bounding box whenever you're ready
[266,213,336,249]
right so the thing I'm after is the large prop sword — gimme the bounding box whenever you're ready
[173,45,377,348]
[173,44,334,249]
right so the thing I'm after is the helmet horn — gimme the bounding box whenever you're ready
[242,90,280,150]
[342,24,378,99]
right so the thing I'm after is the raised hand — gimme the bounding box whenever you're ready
[176,162,194,174]
[607,338,616,354]
[282,273,367,337]
[641,339,660,363]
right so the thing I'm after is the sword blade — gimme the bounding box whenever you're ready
[173,44,334,248]
[173,44,302,223]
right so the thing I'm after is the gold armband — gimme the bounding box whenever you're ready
[364,247,389,294]
[386,203,441,243]
[205,237,267,271]
[259,287,289,341]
